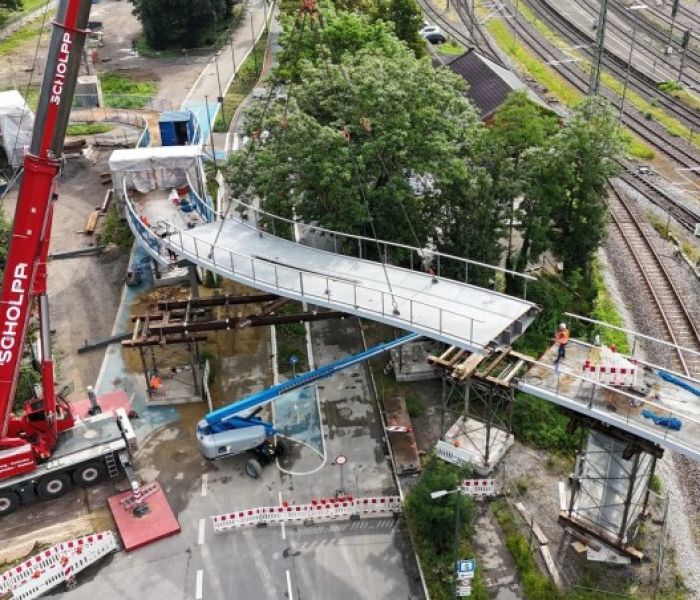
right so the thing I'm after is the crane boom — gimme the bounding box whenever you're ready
[0,0,92,470]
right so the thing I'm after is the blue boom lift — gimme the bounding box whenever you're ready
[197,333,420,478]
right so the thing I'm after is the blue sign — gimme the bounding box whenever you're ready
[456,559,476,576]
[289,355,299,366]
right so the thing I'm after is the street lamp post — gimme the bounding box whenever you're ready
[431,487,463,599]
[213,52,226,127]
[619,4,647,125]
[204,94,217,166]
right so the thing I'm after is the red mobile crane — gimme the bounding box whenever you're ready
[0,0,136,517]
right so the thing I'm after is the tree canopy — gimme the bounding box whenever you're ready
[225,5,622,288]
[130,0,235,50]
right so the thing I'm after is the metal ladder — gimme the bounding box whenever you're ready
[104,452,119,479]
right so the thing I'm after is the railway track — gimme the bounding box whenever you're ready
[577,0,700,90]
[607,183,700,377]
[491,0,700,170]
[618,169,700,233]
[526,0,700,131]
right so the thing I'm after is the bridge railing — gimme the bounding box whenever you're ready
[156,219,487,350]
[227,198,536,300]
[519,355,700,459]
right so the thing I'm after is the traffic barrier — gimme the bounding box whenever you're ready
[0,531,118,599]
[461,479,496,497]
[211,495,403,533]
[582,360,637,386]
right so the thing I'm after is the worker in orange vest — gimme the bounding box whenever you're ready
[554,323,570,364]
[149,372,163,391]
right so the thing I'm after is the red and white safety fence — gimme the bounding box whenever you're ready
[211,495,403,533]
[0,531,118,600]
[460,479,497,497]
[582,360,638,386]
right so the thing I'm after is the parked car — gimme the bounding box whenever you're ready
[419,25,447,45]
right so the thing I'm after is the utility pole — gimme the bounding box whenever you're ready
[666,0,679,54]
[213,52,226,129]
[677,29,691,84]
[204,94,217,167]
[619,5,647,124]
[452,488,462,600]
[588,0,610,95]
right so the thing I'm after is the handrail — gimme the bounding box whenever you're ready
[150,217,490,349]
[519,356,700,447]
[185,171,214,222]
[229,197,535,298]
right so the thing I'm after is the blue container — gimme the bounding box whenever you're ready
[158,110,196,146]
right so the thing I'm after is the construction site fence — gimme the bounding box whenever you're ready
[211,496,403,533]
[68,106,151,149]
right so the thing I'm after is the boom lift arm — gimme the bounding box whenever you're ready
[196,333,420,460]
[0,0,92,477]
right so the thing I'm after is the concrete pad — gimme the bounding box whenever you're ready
[108,483,180,551]
[441,415,514,475]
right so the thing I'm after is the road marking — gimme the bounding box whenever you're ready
[286,569,293,600]
[195,569,203,600]
[279,491,286,540]
[201,473,208,497]
[198,518,206,545]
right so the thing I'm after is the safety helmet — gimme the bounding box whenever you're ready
[559,323,567,330]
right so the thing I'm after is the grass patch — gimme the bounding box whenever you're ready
[405,393,423,417]
[135,34,181,59]
[213,32,268,133]
[99,204,133,249]
[276,301,308,377]
[650,473,662,494]
[589,259,629,353]
[100,73,157,109]
[66,122,113,135]
[439,40,465,56]
[0,10,52,56]
[491,499,561,599]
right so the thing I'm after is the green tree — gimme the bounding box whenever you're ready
[527,96,622,279]
[405,459,475,555]
[0,0,22,12]
[130,0,234,50]
[371,0,426,57]
[226,41,484,251]
[486,92,558,283]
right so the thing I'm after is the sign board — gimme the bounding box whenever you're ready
[456,585,472,597]
[694,223,700,237]
[461,479,496,497]
[435,440,471,467]
[289,355,299,365]
[456,559,476,577]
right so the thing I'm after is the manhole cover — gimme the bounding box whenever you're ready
[338,407,353,419]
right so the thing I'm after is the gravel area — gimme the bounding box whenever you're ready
[604,183,700,597]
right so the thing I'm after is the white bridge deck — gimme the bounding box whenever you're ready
[519,340,700,462]
[124,193,537,353]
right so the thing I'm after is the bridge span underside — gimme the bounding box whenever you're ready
[146,217,538,353]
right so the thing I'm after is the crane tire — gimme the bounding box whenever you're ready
[73,462,107,487]
[0,491,19,516]
[245,459,263,479]
[37,473,71,500]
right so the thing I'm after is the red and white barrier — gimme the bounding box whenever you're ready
[0,531,118,600]
[582,360,637,386]
[461,479,496,497]
[211,495,403,533]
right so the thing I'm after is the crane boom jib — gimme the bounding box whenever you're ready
[0,0,93,477]
[196,333,420,460]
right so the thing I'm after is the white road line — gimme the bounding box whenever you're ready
[198,518,206,545]
[201,473,208,497]
[286,570,293,600]
[279,491,286,541]
[195,569,204,600]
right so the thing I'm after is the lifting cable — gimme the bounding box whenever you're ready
[9,0,52,167]
[308,12,405,313]
[209,0,307,250]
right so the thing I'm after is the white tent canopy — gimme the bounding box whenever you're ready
[109,145,204,199]
[0,90,34,168]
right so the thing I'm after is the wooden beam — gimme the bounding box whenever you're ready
[558,512,644,562]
